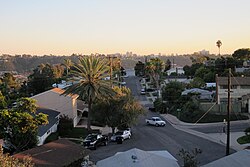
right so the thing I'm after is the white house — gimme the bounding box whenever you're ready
[32,88,87,127]
[37,108,60,146]
[216,77,250,103]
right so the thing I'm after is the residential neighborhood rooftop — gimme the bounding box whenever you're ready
[14,139,90,167]
[217,76,250,86]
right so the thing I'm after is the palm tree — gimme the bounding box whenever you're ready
[216,40,222,56]
[63,56,114,131]
[63,59,73,76]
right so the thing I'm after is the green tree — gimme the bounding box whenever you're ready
[216,40,222,55]
[189,77,206,88]
[232,48,250,60]
[63,59,73,76]
[162,81,185,111]
[0,91,7,109]
[28,63,63,94]
[178,148,202,167]
[134,61,145,76]
[92,86,144,134]
[145,58,164,96]
[164,59,171,72]
[0,146,34,167]
[63,56,114,131]
[0,98,48,152]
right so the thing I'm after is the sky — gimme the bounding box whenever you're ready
[0,0,250,56]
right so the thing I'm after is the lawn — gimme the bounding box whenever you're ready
[237,135,250,144]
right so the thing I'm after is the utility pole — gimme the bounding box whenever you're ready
[226,68,231,156]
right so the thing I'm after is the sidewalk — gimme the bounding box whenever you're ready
[161,114,250,151]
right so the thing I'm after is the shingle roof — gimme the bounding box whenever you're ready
[14,139,90,167]
[217,77,250,86]
[37,108,60,137]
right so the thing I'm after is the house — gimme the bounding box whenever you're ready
[37,108,60,146]
[96,148,179,167]
[164,76,192,85]
[202,149,250,167]
[216,76,250,113]
[32,88,87,127]
[181,88,215,101]
[14,139,91,167]
[166,67,185,76]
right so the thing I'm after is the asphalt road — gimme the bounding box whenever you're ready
[190,121,250,133]
[89,74,235,166]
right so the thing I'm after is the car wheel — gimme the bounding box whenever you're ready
[155,123,159,127]
[147,121,149,124]
[104,141,108,146]
[162,124,165,127]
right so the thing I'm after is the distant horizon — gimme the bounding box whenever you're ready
[1,0,250,56]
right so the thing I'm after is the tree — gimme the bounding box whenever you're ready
[134,61,145,76]
[0,146,34,167]
[216,40,222,56]
[232,48,250,60]
[0,98,48,152]
[0,91,7,109]
[63,59,73,76]
[164,59,171,72]
[28,63,63,94]
[92,86,144,134]
[162,81,185,111]
[178,148,202,167]
[189,77,206,88]
[145,58,164,96]
[63,56,114,131]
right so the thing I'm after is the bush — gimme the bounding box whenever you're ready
[58,115,73,136]
[237,135,250,144]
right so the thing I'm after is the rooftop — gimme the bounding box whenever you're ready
[217,77,250,86]
[14,139,90,167]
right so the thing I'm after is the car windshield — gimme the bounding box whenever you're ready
[115,131,123,135]
[85,134,97,141]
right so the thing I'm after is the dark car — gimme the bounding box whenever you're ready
[83,134,108,150]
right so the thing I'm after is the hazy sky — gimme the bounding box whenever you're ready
[1,0,250,55]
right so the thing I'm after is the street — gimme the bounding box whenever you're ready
[89,73,235,166]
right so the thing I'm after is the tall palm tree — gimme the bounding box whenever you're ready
[216,40,222,56]
[63,56,114,131]
[63,59,73,76]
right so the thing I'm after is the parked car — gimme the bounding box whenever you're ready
[83,134,108,149]
[140,88,146,95]
[111,130,131,142]
[146,117,166,127]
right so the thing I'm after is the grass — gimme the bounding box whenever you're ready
[237,135,250,144]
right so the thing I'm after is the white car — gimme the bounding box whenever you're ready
[146,117,166,127]
[140,88,146,95]
[111,130,131,141]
